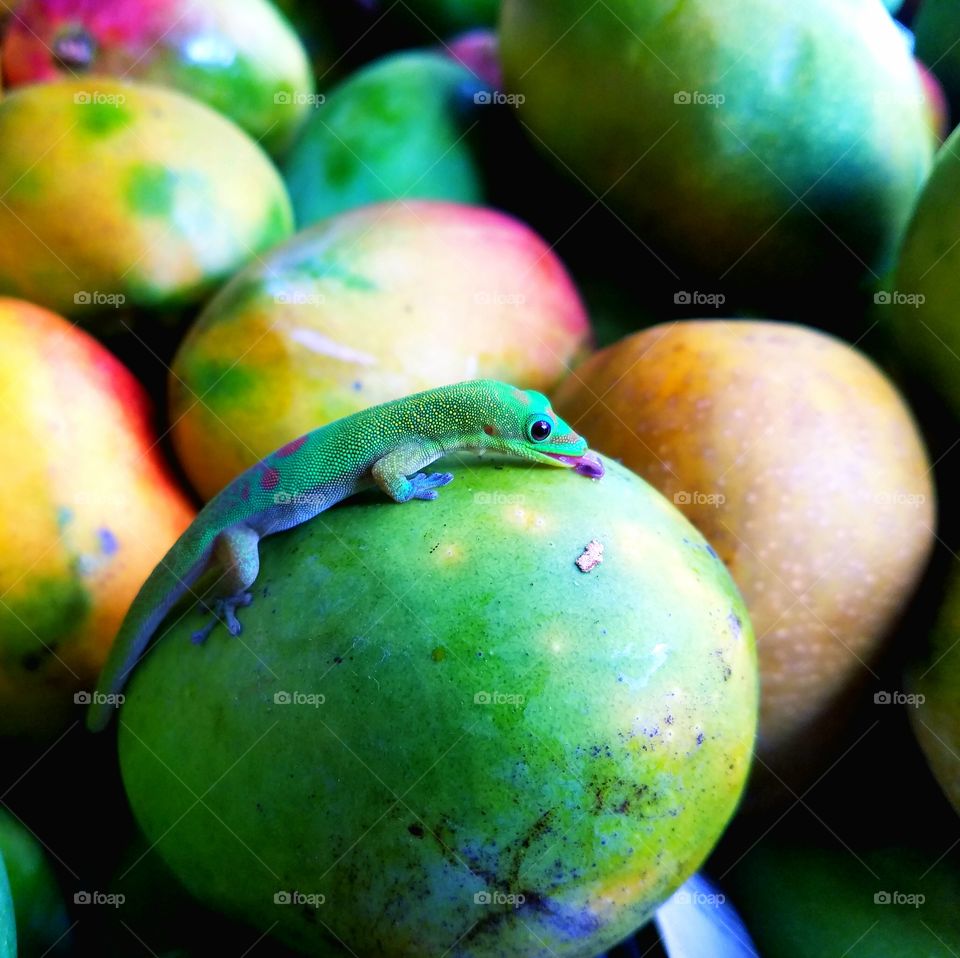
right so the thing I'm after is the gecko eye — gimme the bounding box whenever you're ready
[526,417,553,443]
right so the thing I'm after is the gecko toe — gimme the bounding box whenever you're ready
[193,592,253,641]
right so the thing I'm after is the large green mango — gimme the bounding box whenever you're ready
[500,0,932,309]
[118,455,757,956]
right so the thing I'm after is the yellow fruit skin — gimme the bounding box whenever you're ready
[169,200,592,499]
[554,321,935,798]
[0,298,194,738]
[0,78,292,318]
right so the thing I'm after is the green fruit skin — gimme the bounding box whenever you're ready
[0,854,13,958]
[909,562,960,815]
[0,810,69,958]
[284,51,484,228]
[727,841,960,957]
[403,0,500,33]
[891,123,960,417]
[915,0,960,109]
[500,0,932,299]
[118,456,757,957]
[0,78,294,319]
[140,0,315,155]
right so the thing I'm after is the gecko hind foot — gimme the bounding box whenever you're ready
[191,592,254,645]
[410,471,455,500]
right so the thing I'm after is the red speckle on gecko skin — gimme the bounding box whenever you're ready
[240,484,250,502]
[260,467,280,491]
[483,424,495,436]
[276,435,307,458]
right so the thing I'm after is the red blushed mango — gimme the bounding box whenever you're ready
[553,321,935,804]
[169,200,592,499]
[1,0,313,154]
[0,298,194,739]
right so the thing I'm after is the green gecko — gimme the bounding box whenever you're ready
[87,379,603,731]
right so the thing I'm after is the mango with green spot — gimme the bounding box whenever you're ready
[0,298,195,739]
[0,78,293,320]
[283,50,485,227]
[117,453,757,956]
[169,200,592,499]
[1,0,314,154]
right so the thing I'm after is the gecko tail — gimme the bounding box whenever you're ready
[86,549,212,733]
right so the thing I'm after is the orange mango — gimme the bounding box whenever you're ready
[554,321,935,801]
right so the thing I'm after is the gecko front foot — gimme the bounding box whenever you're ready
[191,592,254,645]
[409,471,454,500]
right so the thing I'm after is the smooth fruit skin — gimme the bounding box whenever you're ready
[169,200,592,499]
[553,322,934,799]
[500,0,932,307]
[401,0,499,35]
[2,0,313,154]
[283,50,484,228]
[915,0,960,117]
[0,78,293,319]
[0,298,195,738]
[118,455,757,957]
[891,123,960,417]
[910,561,960,815]
[0,809,70,957]
[727,840,960,957]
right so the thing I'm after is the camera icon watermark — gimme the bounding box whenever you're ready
[874,890,924,907]
[473,690,524,706]
[673,889,726,907]
[674,290,725,309]
[74,890,125,908]
[274,890,325,907]
[274,90,326,107]
[474,890,526,907]
[874,690,925,708]
[473,90,525,107]
[674,90,725,107]
[73,91,126,106]
[674,490,725,507]
[74,290,126,308]
[74,690,125,707]
[274,690,325,707]
[874,290,924,308]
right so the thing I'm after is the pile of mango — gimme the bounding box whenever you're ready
[1,0,960,955]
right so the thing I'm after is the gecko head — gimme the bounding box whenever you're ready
[479,386,604,479]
